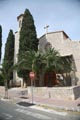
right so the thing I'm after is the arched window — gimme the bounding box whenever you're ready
[45,42,52,51]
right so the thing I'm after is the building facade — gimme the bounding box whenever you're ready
[39,31,80,86]
[14,14,80,86]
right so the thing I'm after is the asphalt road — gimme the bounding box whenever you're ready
[0,100,80,120]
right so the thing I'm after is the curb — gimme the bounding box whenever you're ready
[36,103,80,113]
[1,97,80,113]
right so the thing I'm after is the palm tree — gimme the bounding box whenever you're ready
[0,59,14,98]
[15,50,45,86]
[15,48,72,87]
[44,48,72,86]
[0,61,9,98]
[44,48,61,72]
[59,56,73,86]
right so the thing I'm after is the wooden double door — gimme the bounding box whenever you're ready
[44,71,57,87]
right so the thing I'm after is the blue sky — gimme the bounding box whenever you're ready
[0,0,80,59]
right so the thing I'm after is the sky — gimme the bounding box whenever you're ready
[0,0,80,59]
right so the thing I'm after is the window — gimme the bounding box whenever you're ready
[19,20,22,28]
[45,42,52,50]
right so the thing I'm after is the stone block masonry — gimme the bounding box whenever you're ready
[28,86,80,100]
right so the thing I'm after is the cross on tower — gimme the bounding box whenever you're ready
[44,25,49,34]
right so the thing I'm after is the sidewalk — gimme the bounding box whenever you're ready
[0,86,80,112]
[7,87,80,112]
[28,96,80,112]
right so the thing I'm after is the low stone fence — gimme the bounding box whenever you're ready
[0,86,80,100]
[0,86,5,97]
[28,86,80,100]
[0,86,28,99]
[73,86,80,99]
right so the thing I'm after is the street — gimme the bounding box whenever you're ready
[0,100,80,120]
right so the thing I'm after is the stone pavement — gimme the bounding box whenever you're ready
[0,86,80,112]
[30,96,80,112]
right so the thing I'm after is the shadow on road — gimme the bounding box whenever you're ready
[17,102,35,107]
[20,97,28,99]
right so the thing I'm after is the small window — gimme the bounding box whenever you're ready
[19,20,22,28]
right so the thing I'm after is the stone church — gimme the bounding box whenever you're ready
[13,14,80,86]
[38,30,80,86]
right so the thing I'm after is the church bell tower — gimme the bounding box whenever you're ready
[13,14,23,86]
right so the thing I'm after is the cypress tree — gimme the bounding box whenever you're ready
[18,9,38,81]
[0,25,2,61]
[3,29,14,86]
[19,9,38,54]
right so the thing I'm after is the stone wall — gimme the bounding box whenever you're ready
[28,86,80,100]
[73,86,80,99]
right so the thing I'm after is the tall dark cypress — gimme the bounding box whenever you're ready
[19,9,38,54]
[18,9,38,79]
[3,29,14,83]
[0,25,2,61]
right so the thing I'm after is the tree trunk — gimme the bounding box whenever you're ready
[5,80,8,99]
[23,78,27,88]
[39,72,44,87]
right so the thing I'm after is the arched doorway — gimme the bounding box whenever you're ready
[44,71,56,87]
